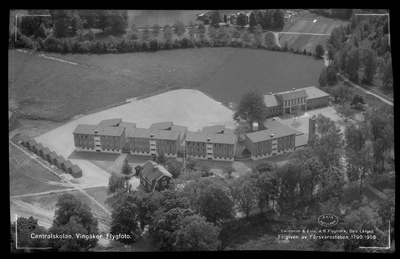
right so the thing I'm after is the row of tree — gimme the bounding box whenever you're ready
[248,9,285,30]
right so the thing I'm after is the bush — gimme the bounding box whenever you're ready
[149,38,159,51]
[180,37,194,48]
[172,39,181,49]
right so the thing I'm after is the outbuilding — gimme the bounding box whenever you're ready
[33,143,44,155]
[40,147,51,160]
[26,139,38,151]
[47,151,58,164]
[70,165,82,178]
[61,160,74,173]
[20,135,31,147]
[55,156,66,169]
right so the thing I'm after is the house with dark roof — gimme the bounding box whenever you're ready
[61,160,74,173]
[128,128,181,157]
[70,165,82,178]
[264,86,329,118]
[32,143,45,155]
[40,147,52,160]
[185,130,237,161]
[55,156,66,169]
[244,118,298,160]
[26,139,38,151]
[138,160,173,193]
[47,151,58,164]
[20,135,31,147]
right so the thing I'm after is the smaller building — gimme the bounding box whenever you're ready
[138,161,173,193]
[55,156,66,169]
[61,160,74,173]
[26,139,38,151]
[47,151,58,164]
[70,165,82,178]
[40,147,52,160]
[32,143,44,154]
[20,135,31,147]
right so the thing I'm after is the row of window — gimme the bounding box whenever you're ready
[76,134,93,139]
[309,99,320,104]
[269,107,282,112]
[187,142,232,148]
[285,97,306,107]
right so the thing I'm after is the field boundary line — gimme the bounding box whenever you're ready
[9,140,111,216]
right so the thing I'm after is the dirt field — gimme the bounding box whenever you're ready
[200,48,324,104]
[280,12,349,51]
[128,10,210,27]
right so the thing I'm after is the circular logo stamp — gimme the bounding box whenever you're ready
[318,214,339,227]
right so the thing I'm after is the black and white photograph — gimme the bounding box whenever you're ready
[9,9,395,253]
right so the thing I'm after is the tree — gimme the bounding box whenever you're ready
[71,13,83,36]
[315,44,325,58]
[253,24,263,48]
[197,23,206,34]
[223,14,228,24]
[326,64,338,86]
[242,30,252,44]
[11,216,49,252]
[172,214,221,251]
[277,162,300,207]
[382,57,393,89]
[163,26,173,43]
[152,24,160,36]
[198,183,235,224]
[350,94,365,109]
[165,160,183,179]
[107,10,128,35]
[188,21,197,40]
[223,165,235,178]
[319,67,328,87]
[142,25,151,41]
[35,23,47,38]
[200,164,212,177]
[229,175,257,218]
[185,157,198,171]
[50,10,72,38]
[362,48,377,84]
[345,46,361,83]
[50,193,99,251]
[109,190,141,244]
[121,158,133,176]
[237,13,248,27]
[335,105,355,123]
[326,44,335,60]
[264,31,276,47]
[210,10,221,28]
[273,9,285,29]
[248,12,258,28]
[108,171,127,194]
[234,121,251,140]
[208,25,217,43]
[173,21,186,37]
[232,28,241,39]
[233,89,267,132]
[345,146,373,195]
[336,84,354,106]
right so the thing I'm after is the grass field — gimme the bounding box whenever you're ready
[9,144,69,196]
[280,12,349,51]
[9,48,238,121]
[199,48,325,103]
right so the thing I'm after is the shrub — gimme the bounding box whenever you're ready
[172,39,181,49]
[149,38,159,51]
[180,37,194,48]
[142,41,150,51]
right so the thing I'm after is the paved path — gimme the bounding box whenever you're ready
[278,32,331,36]
[9,140,111,216]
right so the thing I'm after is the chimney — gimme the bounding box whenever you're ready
[94,130,98,134]
[270,92,272,95]
[207,138,210,141]
[270,133,274,138]
[150,134,154,138]
[221,129,224,134]
[272,117,275,121]
[292,88,296,91]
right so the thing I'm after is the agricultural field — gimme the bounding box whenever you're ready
[9,143,70,197]
[199,48,325,104]
[279,12,349,51]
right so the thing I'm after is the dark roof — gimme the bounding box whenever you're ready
[70,165,82,174]
[27,139,37,146]
[98,118,122,127]
[34,143,44,151]
[48,152,58,159]
[275,89,307,101]
[263,94,282,107]
[149,122,173,130]
[73,124,125,137]
[41,147,51,155]
[141,161,172,191]
[303,86,330,99]
[62,160,74,169]
[20,135,31,143]
[185,132,237,144]
[129,128,180,140]
[55,156,66,164]
[245,124,298,143]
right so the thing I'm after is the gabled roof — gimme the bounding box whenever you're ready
[275,89,307,102]
[27,139,37,146]
[202,125,225,133]
[73,124,125,137]
[185,132,237,145]
[70,165,82,174]
[73,124,98,135]
[62,160,74,169]
[41,147,51,155]
[128,128,180,140]
[263,94,282,107]
[99,126,125,137]
[48,151,58,159]
[98,118,122,127]
[302,86,330,99]
[141,161,172,191]
[149,122,173,130]
[33,143,44,151]
[245,124,298,143]
[55,156,66,164]
[20,135,30,143]
[119,121,137,129]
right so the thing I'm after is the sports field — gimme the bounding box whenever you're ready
[199,48,325,103]
[279,12,349,51]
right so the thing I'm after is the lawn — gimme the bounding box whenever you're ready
[9,143,69,196]
[280,12,349,51]
[9,48,238,121]
[199,48,325,104]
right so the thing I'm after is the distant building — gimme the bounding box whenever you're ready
[244,118,298,160]
[55,156,66,169]
[47,151,58,164]
[264,86,330,119]
[137,160,173,193]
[185,127,237,161]
[19,135,30,147]
[196,12,210,24]
[70,165,82,178]
[32,143,44,155]
[26,139,37,151]
[40,147,52,160]
[61,160,74,173]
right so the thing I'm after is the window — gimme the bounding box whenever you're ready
[162,181,167,186]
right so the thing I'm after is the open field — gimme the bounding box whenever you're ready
[200,49,324,104]
[33,89,235,188]
[11,189,111,232]
[9,144,70,196]
[9,48,238,121]
[279,12,349,51]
